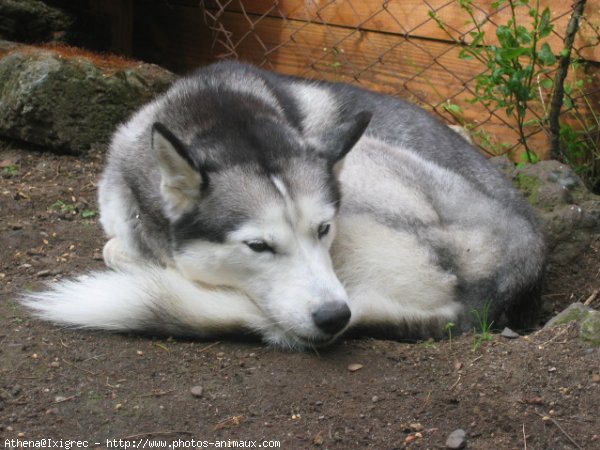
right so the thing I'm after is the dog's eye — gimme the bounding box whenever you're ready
[317,223,331,239]
[245,240,275,253]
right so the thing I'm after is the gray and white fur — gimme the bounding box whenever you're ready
[23,61,545,349]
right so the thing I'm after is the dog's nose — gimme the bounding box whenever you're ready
[312,302,351,335]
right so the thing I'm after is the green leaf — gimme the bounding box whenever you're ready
[537,43,556,66]
[563,96,574,109]
[516,25,532,44]
[469,31,485,47]
[500,47,528,60]
[459,49,474,60]
[496,26,517,48]
[443,103,463,114]
[519,151,539,163]
[81,210,97,218]
[540,78,553,89]
[530,151,540,163]
[539,7,553,38]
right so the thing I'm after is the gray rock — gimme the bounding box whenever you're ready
[580,312,600,346]
[190,385,203,398]
[545,302,600,346]
[0,0,72,44]
[445,428,467,449]
[500,327,520,339]
[490,157,600,269]
[0,41,175,152]
[545,302,595,327]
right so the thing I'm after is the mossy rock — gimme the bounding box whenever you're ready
[581,313,600,346]
[490,157,600,268]
[545,302,600,346]
[513,173,541,206]
[0,0,72,44]
[0,42,175,152]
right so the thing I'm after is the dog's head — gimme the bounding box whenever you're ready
[152,110,371,348]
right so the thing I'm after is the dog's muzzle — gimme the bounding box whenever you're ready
[312,302,351,335]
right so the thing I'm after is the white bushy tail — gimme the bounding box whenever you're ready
[22,267,266,337]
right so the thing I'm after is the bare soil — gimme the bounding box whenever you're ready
[1,142,599,450]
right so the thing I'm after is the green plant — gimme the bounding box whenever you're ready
[422,338,438,350]
[470,126,511,156]
[471,300,494,350]
[2,165,18,175]
[430,0,556,163]
[50,199,77,214]
[81,209,98,219]
[429,0,599,192]
[443,321,456,346]
[557,64,600,191]
[442,100,464,117]
[326,47,344,79]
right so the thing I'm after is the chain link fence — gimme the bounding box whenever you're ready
[192,0,599,170]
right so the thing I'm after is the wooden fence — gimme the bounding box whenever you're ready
[94,0,600,158]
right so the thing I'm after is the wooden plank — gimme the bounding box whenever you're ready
[92,0,133,56]
[132,3,553,156]
[198,0,600,62]
[133,2,216,72]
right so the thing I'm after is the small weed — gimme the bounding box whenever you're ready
[153,342,170,353]
[470,127,511,156]
[2,165,18,175]
[81,209,97,219]
[443,321,456,347]
[471,300,494,351]
[6,297,20,310]
[50,199,77,214]
[422,338,438,350]
[87,392,102,401]
[326,47,344,78]
[442,101,464,117]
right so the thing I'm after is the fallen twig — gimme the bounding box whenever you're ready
[213,415,245,430]
[197,341,222,353]
[52,394,79,404]
[61,358,98,376]
[583,289,598,306]
[449,375,461,391]
[536,412,583,450]
[532,325,573,347]
[139,389,175,398]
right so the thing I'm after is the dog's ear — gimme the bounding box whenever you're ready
[152,122,205,220]
[320,111,372,170]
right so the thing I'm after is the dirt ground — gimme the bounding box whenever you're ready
[1,141,599,450]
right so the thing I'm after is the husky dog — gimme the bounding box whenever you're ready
[24,61,545,349]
